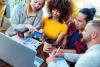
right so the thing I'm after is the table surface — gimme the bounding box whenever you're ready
[37,45,49,67]
[0,59,13,67]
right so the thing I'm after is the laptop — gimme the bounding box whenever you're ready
[0,32,37,67]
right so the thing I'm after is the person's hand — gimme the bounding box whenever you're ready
[51,49,64,58]
[44,46,56,53]
[38,29,44,33]
[25,24,37,32]
[46,56,55,63]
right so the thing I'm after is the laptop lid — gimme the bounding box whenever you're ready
[0,32,36,67]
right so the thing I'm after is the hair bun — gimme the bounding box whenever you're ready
[90,8,96,16]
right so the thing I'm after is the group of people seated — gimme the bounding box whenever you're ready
[0,0,100,67]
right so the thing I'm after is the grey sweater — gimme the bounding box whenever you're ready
[5,3,43,36]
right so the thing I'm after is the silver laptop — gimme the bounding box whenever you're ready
[0,32,37,67]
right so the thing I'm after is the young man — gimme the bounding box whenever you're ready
[75,20,100,67]
[46,20,100,67]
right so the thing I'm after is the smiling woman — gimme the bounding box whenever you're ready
[5,0,45,36]
[41,0,73,47]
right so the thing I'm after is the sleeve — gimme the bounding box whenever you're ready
[41,17,47,24]
[34,10,43,29]
[10,4,26,30]
[75,53,100,67]
[48,62,56,67]
[60,24,68,35]
[55,58,69,67]
[74,34,87,53]
[10,4,21,26]
[64,53,81,63]
[74,41,87,54]
[41,17,47,28]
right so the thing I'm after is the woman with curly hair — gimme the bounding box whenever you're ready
[41,0,73,50]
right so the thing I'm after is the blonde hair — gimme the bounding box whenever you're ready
[26,0,30,15]
[26,0,45,15]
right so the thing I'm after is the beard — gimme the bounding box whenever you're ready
[81,34,91,44]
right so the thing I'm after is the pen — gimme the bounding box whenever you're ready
[49,46,61,57]
[54,46,61,55]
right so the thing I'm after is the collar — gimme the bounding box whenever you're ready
[27,12,37,17]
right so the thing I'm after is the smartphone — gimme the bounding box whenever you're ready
[33,31,43,39]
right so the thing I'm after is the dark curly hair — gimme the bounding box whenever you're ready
[47,0,73,23]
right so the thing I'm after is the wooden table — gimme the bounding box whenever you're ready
[0,59,13,67]
[37,44,49,67]
[0,27,5,32]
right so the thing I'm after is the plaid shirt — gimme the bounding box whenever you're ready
[61,22,87,53]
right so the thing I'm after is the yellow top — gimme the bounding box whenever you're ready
[42,17,68,40]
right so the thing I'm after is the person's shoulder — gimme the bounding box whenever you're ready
[75,52,100,67]
[15,3,26,10]
[37,9,43,15]
[17,2,26,7]
[62,22,67,28]
[42,17,49,20]
[77,49,100,63]
[42,17,49,24]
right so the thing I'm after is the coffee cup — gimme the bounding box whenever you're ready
[43,42,52,52]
